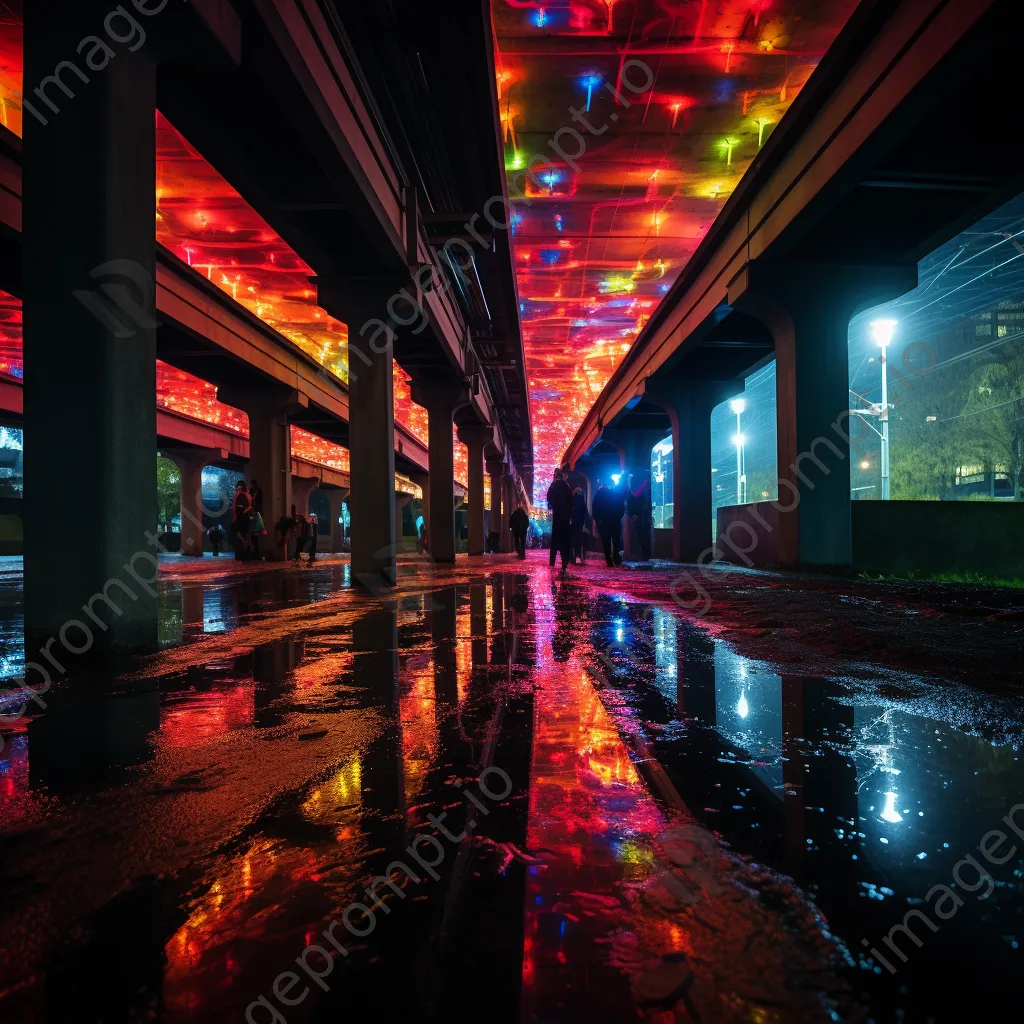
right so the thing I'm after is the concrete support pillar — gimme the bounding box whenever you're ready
[349,345,396,585]
[734,261,916,569]
[326,489,348,553]
[602,427,666,562]
[458,426,491,556]
[22,10,158,658]
[165,448,227,557]
[486,458,504,553]
[221,387,304,560]
[395,491,414,548]
[292,475,319,517]
[646,381,738,563]
[410,378,470,564]
[409,470,430,551]
[500,475,515,552]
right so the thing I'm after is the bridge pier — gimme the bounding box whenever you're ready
[292,475,319,517]
[647,380,740,563]
[602,427,665,562]
[164,448,228,557]
[411,378,470,564]
[221,387,303,561]
[325,488,348,554]
[348,344,397,585]
[458,426,491,557]
[500,474,515,552]
[487,458,504,552]
[22,10,159,658]
[735,262,917,570]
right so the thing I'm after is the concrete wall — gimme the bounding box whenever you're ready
[851,500,1024,579]
[714,502,781,568]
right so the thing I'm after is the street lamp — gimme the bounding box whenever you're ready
[871,319,897,500]
[730,398,747,504]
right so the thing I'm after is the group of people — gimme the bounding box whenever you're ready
[509,469,652,575]
[221,479,319,562]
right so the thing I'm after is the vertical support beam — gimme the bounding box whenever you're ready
[349,349,396,584]
[292,475,319,517]
[222,387,303,560]
[647,381,737,563]
[500,474,514,552]
[409,470,430,551]
[410,378,470,564]
[487,457,504,554]
[23,8,158,657]
[458,426,491,556]
[734,261,917,569]
[326,488,347,553]
[164,448,227,558]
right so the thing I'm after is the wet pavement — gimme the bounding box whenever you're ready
[1,552,1022,1023]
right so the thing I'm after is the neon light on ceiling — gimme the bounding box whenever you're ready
[0,16,466,490]
[493,0,858,502]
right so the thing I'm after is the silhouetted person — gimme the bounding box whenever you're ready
[546,470,574,576]
[307,512,319,562]
[208,523,224,556]
[294,513,310,562]
[592,481,625,567]
[509,504,529,559]
[627,471,653,561]
[232,480,252,560]
[570,486,588,564]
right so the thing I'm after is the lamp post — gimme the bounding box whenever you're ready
[730,397,746,504]
[871,319,897,500]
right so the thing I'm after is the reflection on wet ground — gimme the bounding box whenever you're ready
[1,553,1022,1022]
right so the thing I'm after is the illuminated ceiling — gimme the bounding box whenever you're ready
[0,18,471,488]
[492,0,858,501]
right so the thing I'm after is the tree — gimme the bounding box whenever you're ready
[157,457,180,531]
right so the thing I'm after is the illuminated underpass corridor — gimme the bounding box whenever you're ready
[2,553,1024,1022]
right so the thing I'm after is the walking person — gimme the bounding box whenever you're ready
[629,471,653,561]
[509,503,529,559]
[307,512,319,562]
[570,486,588,564]
[232,480,252,560]
[294,512,309,562]
[591,480,625,567]
[546,469,574,576]
[208,523,224,556]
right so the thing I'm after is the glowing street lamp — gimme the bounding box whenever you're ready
[871,318,897,500]
[730,397,747,504]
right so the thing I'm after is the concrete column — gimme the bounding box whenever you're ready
[734,261,916,569]
[602,428,666,562]
[165,448,227,557]
[326,488,348,553]
[410,378,470,564]
[221,387,303,561]
[22,10,158,658]
[486,457,504,553]
[409,470,430,551]
[647,380,737,563]
[349,342,396,585]
[292,475,319,516]
[395,492,414,549]
[500,474,514,552]
[458,426,490,556]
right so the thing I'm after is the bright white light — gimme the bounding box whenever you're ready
[731,433,746,447]
[737,693,749,719]
[871,318,897,348]
[880,791,903,824]
[730,398,747,414]
[611,473,622,485]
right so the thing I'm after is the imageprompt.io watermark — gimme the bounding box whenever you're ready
[860,803,1024,974]
[244,766,514,1024]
